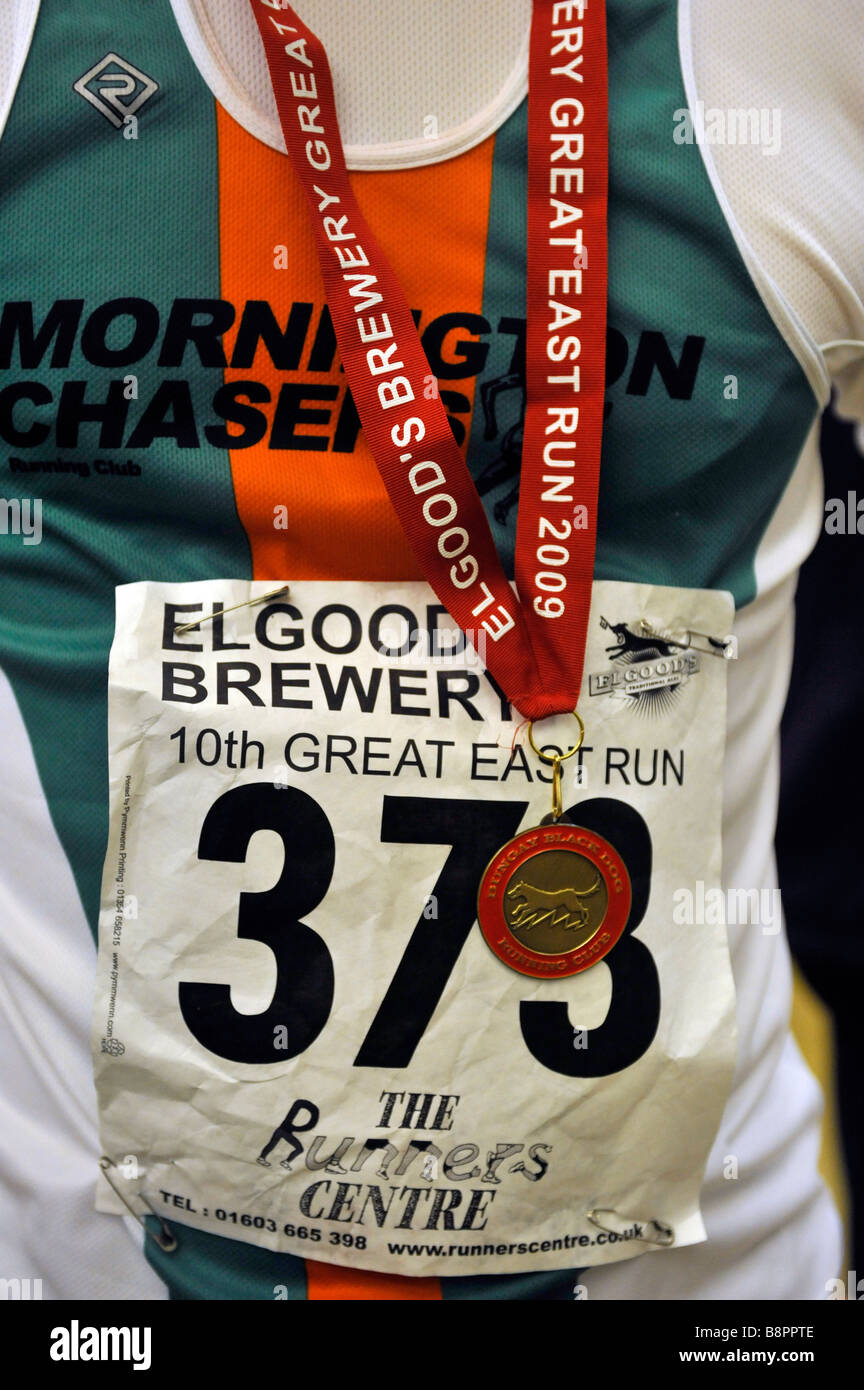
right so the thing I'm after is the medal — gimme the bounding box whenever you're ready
[477,713,632,978]
[250,0,626,976]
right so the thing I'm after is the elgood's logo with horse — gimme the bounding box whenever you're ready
[588,615,703,713]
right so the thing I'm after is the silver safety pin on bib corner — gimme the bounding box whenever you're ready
[587,1206,675,1247]
[636,618,737,661]
[99,1156,178,1254]
[173,584,291,635]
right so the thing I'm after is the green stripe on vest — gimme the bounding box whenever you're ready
[0,1,251,928]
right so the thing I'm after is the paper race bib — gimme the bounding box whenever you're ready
[93,578,736,1276]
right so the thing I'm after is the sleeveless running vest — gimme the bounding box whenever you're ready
[0,0,817,1300]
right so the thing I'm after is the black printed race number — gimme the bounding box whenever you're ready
[178,786,658,1078]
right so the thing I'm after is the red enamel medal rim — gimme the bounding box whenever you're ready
[476,823,632,979]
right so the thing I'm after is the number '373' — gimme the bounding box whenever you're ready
[178,786,658,1078]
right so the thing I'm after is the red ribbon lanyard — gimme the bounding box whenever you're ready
[249,0,608,722]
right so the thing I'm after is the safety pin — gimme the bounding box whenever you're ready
[174,584,290,635]
[99,1156,178,1253]
[637,619,736,660]
[587,1206,675,1247]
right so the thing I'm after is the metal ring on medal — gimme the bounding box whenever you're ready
[477,822,632,979]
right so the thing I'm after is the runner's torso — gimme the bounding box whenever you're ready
[0,0,847,1298]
